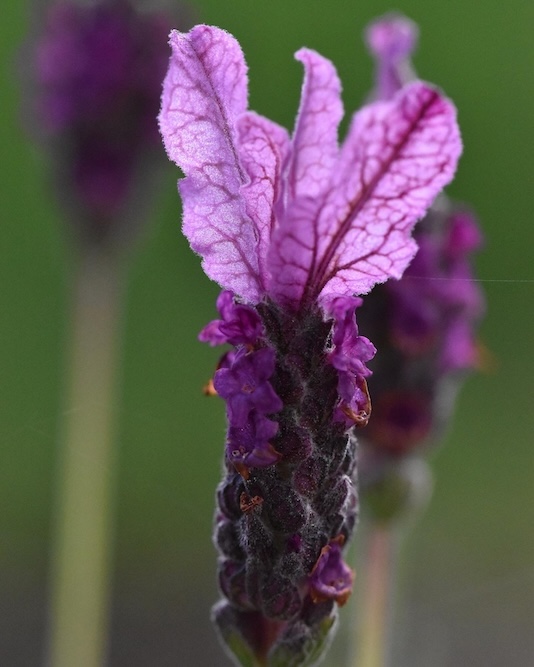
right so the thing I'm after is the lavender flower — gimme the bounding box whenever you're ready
[159,24,461,665]
[32,0,174,244]
[357,14,484,518]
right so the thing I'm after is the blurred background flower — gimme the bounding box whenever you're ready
[28,0,179,247]
[1,1,533,666]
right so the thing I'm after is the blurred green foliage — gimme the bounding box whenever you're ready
[1,0,533,664]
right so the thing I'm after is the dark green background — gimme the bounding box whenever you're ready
[1,1,533,665]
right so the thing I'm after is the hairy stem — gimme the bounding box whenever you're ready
[47,248,123,667]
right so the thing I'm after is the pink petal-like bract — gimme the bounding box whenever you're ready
[269,81,461,309]
[286,49,343,200]
[161,25,462,312]
[237,112,290,290]
[159,26,264,301]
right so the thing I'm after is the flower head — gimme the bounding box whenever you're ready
[159,20,463,666]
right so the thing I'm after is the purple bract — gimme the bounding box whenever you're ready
[159,25,461,310]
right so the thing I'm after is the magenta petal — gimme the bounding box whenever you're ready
[238,112,290,285]
[270,82,461,308]
[287,49,343,200]
[159,26,264,301]
[267,195,322,306]
[366,14,418,61]
[315,82,462,303]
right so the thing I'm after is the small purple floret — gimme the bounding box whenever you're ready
[327,296,376,427]
[199,290,264,346]
[214,348,283,428]
[328,296,376,377]
[309,537,354,606]
[226,412,280,470]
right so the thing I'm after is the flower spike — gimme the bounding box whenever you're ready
[159,19,465,666]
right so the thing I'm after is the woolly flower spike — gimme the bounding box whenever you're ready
[159,24,461,309]
[159,22,462,666]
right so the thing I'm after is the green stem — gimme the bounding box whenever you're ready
[355,524,397,667]
[48,248,123,667]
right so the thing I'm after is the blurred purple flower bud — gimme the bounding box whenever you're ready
[366,13,419,101]
[30,0,187,245]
